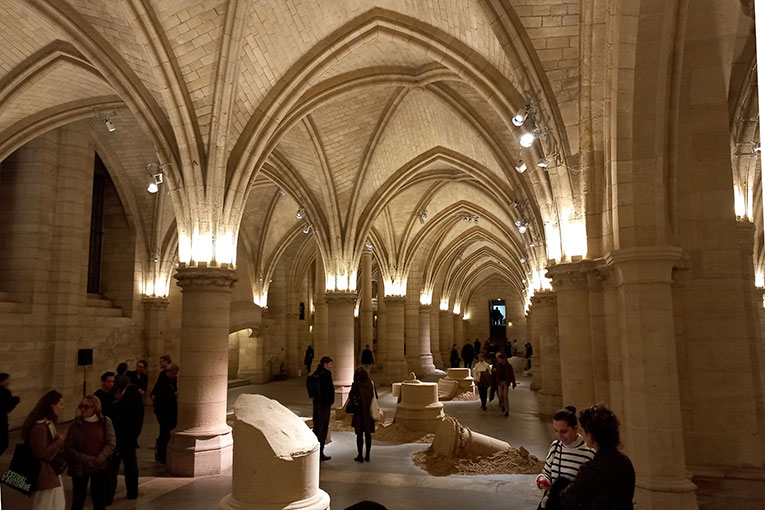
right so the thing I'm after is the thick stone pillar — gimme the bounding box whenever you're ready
[384,296,408,382]
[531,291,561,415]
[237,324,268,383]
[547,261,596,412]
[439,310,453,367]
[607,247,697,509]
[168,265,237,476]
[405,300,419,371]
[285,312,299,376]
[314,259,328,359]
[417,305,436,375]
[143,296,169,394]
[430,307,443,369]
[324,292,356,405]
[359,252,373,348]
[586,269,610,403]
[453,313,464,348]
[376,280,386,369]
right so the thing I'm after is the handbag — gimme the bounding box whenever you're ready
[0,443,40,496]
[345,391,361,414]
[49,448,68,475]
[370,382,384,422]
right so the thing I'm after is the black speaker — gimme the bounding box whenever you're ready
[77,349,93,366]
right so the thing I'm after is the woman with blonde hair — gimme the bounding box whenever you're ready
[22,390,66,510]
[65,393,115,510]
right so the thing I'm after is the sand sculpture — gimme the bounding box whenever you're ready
[431,416,510,458]
[437,368,475,400]
[394,374,445,432]
[219,394,330,510]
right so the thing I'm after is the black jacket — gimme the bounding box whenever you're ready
[107,397,143,453]
[0,386,20,452]
[560,447,635,510]
[361,348,374,365]
[461,344,474,361]
[314,365,335,408]
[153,376,178,427]
[304,346,314,366]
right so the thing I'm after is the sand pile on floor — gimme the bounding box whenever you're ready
[304,419,356,432]
[451,391,480,401]
[373,422,435,444]
[413,445,543,476]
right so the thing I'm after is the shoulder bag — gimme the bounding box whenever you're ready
[0,443,40,496]
[370,381,384,422]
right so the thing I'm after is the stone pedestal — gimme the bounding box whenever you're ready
[438,310,453,369]
[531,291,561,416]
[395,381,444,432]
[417,305,436,375]
[143,296,169,396]
[432,417,510,458]
[167,264,236,477]
[445,368,474,393]
[607,247,697,509]
[218,395,329,510]
[384,296,408,383]
[324,292,356,406]
[547,261,596,413]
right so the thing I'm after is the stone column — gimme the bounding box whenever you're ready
[430,307,443,369]
[376,279,386,369]
[359,251,373,349]
[143,296,169,395]
[586,269,610,403]
[314,258,328,358]
[453,313,464,348]
[384,296,408,382]
[405,300,419,371]
[547,261,596,412]
[417,305,436,375]
[285,312,299,376]
[607,247,697,509]
[168,265,237,477]
[324,292,356,405]
[237,324,268,383]
[439,310,453,367]
[531,291,561,415]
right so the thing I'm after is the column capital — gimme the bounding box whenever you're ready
[142,296,169,309]
[174,264,238,290]
[419,304,432,312]
[384,295,407,305]
[605,246,683,286]
[324,291,357,305]
[546,259,597,290]
[530,289,557,307]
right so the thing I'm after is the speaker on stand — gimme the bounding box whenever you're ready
[77,349,93,397]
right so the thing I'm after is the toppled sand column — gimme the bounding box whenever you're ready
[432,417,510,458]
[395,379,444,432]
[438,368,475,400]
[219,394,330,510]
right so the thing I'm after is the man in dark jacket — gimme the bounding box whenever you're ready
[304,345,314,374]
[361,344,374,372]
[311,356,334,461]
[473,338,481,357]
[153,363,178,464]
[461,342,475,368]
[94,371,116,410]
[449,344,460,368]
[0,373,20,456]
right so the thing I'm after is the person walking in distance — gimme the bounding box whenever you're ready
[309,356,334,461]
[492,353,516,416]
[461,342,475,368]
[0,372,20,456]
[304,345,314,374]
[449,344,460,368]
[472,354,492,411]
[23,390,67,510]
[361,344,374,373]
[153,363,178,464]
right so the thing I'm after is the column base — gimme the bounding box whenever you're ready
[384,357,410,384]
[635,477,698,510]
[219,489,330,510]
[167,429,233,477]
[333,384,351,408]
[418,354,436,375]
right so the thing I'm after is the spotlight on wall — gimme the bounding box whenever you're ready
[103,118,116,132]
[537,161,548,169]
[145,163,165,194]
[296,207,305,219]
[519,257,526,264]
[514,161,527,173]
[514,219,528,234]
[418,210,428,225]
[512,113,526,127]
[520,132,535,148]
[302,224,312,234]
[512,104,535,127]
[365,239,373,251]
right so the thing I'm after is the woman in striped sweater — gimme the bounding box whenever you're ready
[536,406,595,510]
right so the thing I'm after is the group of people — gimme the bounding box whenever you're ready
[450,338,532,370]
[472,352,517,415]
[1,355,179,510]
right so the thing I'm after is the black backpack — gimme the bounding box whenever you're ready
[306,371,321,400]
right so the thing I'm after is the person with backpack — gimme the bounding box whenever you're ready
[307,356,334,461]
[472,353,492,411]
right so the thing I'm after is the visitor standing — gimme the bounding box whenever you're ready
[348,366,376,462]
[113,363,130,396]
[473,338,481,358]
[536,406,595,509]
[94,372,116,410]
[150,355,172,402]
[304,345,314,374]
[491,353,516,416]
[559,405,635,509]
[310,356,334,461]
[65,394,116,510]
[449,344,460,368]
[461,342,475,368]
[472,353,492,411]
[127,359,148,436]
[153,363,178,464]
[0,372,20,456]
[525,342,533,370]
[107,384,142,501]
[23,390,66,510]
[361,344,374,373]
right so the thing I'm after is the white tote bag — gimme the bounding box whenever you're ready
[370,381,384,421]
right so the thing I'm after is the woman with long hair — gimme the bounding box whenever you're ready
[535,406,595,509]
[65,394,116,510]
[348,366,376,462]
[559,405,636,509]
[22,389,66,510]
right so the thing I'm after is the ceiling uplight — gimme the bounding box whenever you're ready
[296,207,305,219]
[147,181,158,194]
[365,239,373,251]
[418,210,428,225]
[512,113,526,127]
[302,224,312,234]
[146,168,164,194]
[537,161,548,169]
[104,118,116,132]
[514,219,528,234]
[515,161,527,173]
[520,133,535,148]
[519,257,526,264]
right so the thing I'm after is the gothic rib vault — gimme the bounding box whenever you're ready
[1,1,764,509]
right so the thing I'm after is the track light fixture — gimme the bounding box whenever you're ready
[514,161,527,173]
[519,257,526,264]
[302,224,312,234]
[512,104,535,127]
[519,133,535,148]
[514,219,528,234]
[146,163,167,194]
[104,118,116,132]
[365,239,373,251]
[296,207,305,219]
[418,209,428,225]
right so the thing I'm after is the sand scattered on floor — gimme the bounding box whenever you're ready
[451,391,480,401]
[413,446,544,476]
[373,422,435,444]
